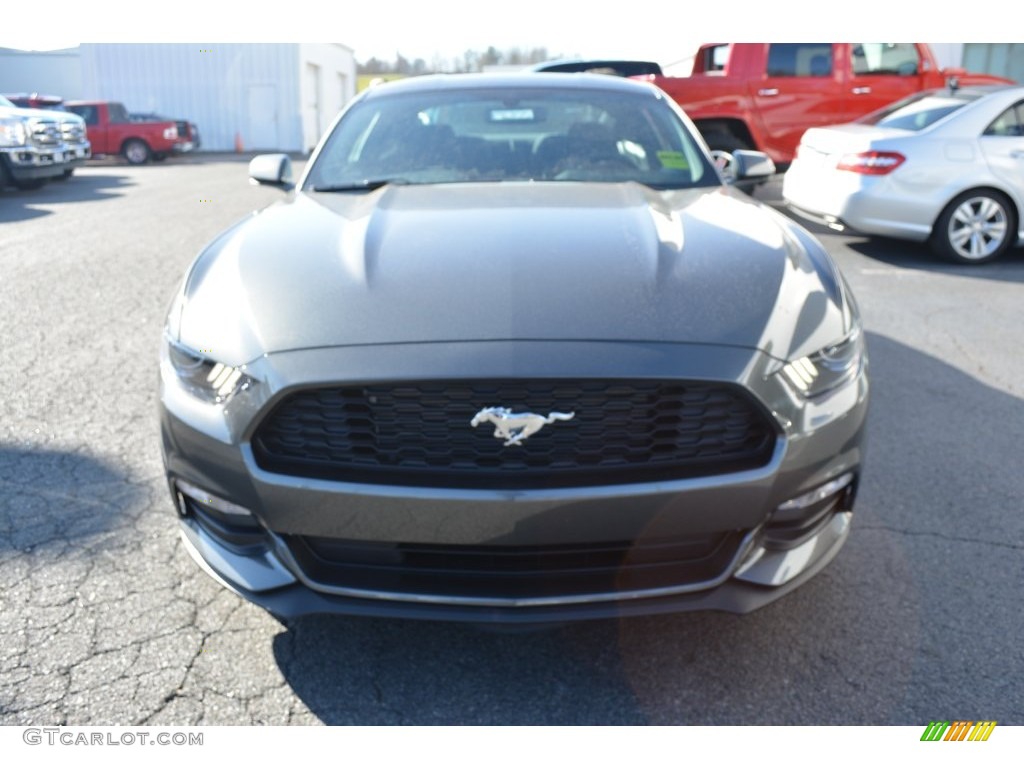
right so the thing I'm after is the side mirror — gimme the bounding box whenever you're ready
[248,153,294,190]
[713,149,775,191]
[731,150,776,181]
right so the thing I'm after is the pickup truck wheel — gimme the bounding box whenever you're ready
[123,139,151,165]
[59,169,74,180]
[931,189,1016,264]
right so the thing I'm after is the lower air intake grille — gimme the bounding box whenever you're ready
[286,531,746,599]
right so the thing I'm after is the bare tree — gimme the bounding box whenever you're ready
[358,46,559,75]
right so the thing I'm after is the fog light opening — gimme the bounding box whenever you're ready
[174,479,267,551]
[765,472,856,549]
[777,472,854,513]
[175,478,254,520]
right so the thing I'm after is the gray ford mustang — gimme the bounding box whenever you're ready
[159,74,868,624]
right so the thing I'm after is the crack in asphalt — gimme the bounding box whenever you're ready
[918,303,1021,397]
[859,524,1023,551]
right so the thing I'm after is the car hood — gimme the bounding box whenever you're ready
[3,105,83,125]
[176,182,849,365]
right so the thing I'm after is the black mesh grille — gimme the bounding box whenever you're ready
[285,531,745,599]
[251,380,776,489]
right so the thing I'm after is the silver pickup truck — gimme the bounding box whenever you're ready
[0,94,77,190]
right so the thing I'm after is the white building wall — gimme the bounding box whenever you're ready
[78,43,305,152]
[298,43,356,152]
[963,43,1024,83]
[927,44,964,71]
[0,48,82,98]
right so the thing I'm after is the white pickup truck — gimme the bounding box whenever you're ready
[0,94,76,189]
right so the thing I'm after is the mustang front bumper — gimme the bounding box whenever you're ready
[160,339,868,623]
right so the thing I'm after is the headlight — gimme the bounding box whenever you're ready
[0,117,28,147]
[164,334,252,404]
[778,326,865,399]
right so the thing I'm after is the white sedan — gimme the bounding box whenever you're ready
[783,85,1024,264]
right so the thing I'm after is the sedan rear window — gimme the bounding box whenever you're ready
[858,92,980,131]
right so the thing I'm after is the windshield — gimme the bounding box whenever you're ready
[858,91,981,131]
[304,85,716,190]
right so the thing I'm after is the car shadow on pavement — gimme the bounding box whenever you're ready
[269,333,1024,725]
[0,173,133,224]
[846,238,1024,282]
[0,445,140,555]
[0,200,50,223]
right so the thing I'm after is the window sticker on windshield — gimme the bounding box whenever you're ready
[489,108,536,123]
[657,151,689,170]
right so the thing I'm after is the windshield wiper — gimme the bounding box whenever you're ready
[310,179,409,193]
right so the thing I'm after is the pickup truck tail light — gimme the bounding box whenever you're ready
[163,126,178,140]
[836,151,905,175]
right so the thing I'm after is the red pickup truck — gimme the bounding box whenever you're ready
[64,100,193,164]
[640,43,1012,166]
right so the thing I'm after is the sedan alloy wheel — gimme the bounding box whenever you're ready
[933,190,1015,264]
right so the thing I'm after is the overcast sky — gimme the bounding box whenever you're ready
[3,0,1018,67]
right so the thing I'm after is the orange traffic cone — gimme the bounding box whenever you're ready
[234,132,244,153]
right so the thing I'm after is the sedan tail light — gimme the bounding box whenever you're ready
[836,151,905,175]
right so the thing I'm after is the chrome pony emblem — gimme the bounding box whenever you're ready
[470,407,576,446]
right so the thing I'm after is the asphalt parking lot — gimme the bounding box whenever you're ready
[1,157,1022,725]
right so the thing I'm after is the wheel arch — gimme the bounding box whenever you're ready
[929,184,1022,263]
[930,184,1021,239]
[120,136,151,154]
[693,119,756,152]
